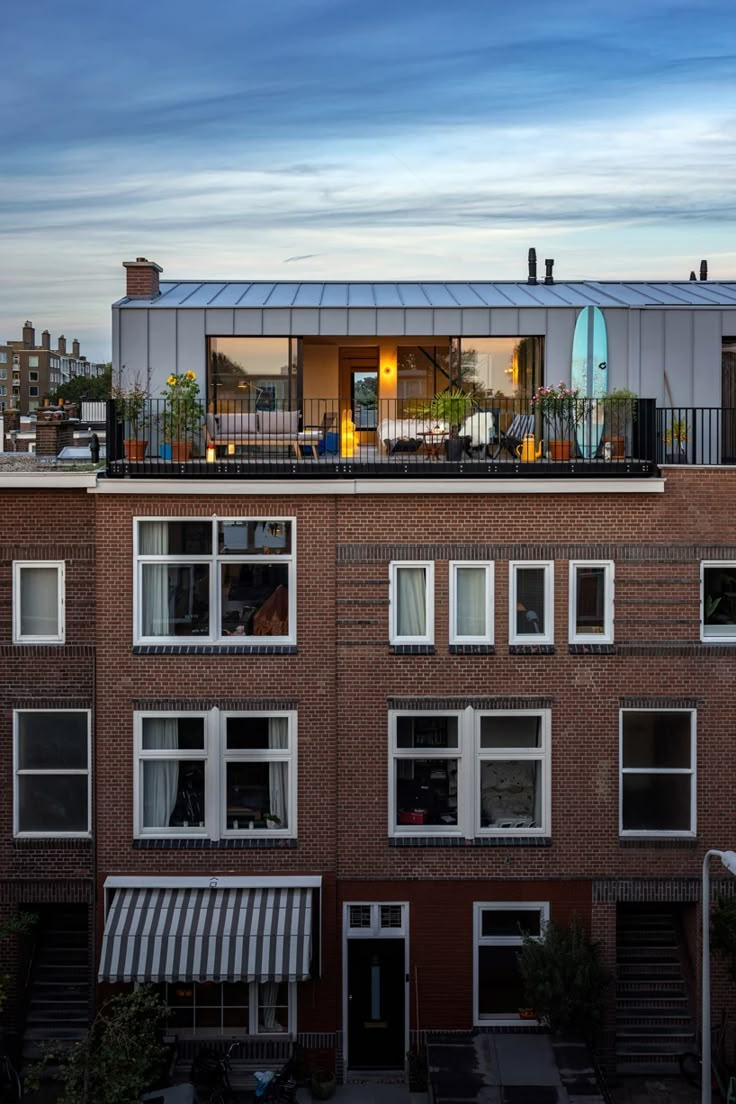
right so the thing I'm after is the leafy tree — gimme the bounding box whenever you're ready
[50,365,112,405]
[0,912,36,1013]
[519,915,610,1042]
[27,986,169,1104]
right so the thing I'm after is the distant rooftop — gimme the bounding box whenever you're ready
[115,279,736,310]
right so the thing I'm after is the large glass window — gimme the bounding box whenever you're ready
[509,562,554,644]
[474,902,548,1023]
[135,518,295,644]
[209,338,296,411]
[389,562,433,645]
[152,980,292,1037]
[397,345,451,412]
[14,711,90,836]
[135,710,296,839]
[569,561,614,643]
[620,711,695,835]
[701,562,736,640]
[390,709,550,838]
[458,337,543,402]
[13,561,65,644]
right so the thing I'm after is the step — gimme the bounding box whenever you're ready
[617,996,689,1009]
[617,1014,693,1028]
[36,950,87,965]
[24,1025,89,1041]
[26,1010,89,1026]
[617,948,680,961]
[617,963,683,977]
[616,1035,695,1053]
[618,932,677,945]
[616,1060,681,1076]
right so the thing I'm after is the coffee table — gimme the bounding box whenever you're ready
[420,431,447,459]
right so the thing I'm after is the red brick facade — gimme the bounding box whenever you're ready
[3,468,736,1064]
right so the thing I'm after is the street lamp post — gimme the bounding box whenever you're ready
[701,849,736,1104]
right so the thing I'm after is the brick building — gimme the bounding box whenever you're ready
[0,322,104,414]
[3,257,736,1078]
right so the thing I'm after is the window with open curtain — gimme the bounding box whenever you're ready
[142,718,179,828]
[453,564,492,640]
[140,522,169,637]
[268,716,288,826]
[395,566,427,638]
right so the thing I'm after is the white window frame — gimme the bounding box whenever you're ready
[149,979,296,1038]
[133,517,296,646]
[389,561,434,645]
[29,386,39,398]
[12,560,65,644]
[473,901,549,1026]
[28,355,39,368]
[13,709,91,838]
[389,708,550,839]
[700,561,736,642]
[28,371,39,382]
[133,709,297,840]
[475,710,551,837]
[449,561,494,645]
[508,561,554,645]
[568,560,614,644]
[619,708,696,838]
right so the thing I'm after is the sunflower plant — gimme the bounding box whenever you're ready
[161,370,203,442]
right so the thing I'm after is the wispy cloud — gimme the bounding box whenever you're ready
[1,0,736,358]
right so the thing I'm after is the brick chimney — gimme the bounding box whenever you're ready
[72,339,80,358]
[123,257,163,299]
[57,335,67,355]
[22,321,35,348]
[41,330,51,350]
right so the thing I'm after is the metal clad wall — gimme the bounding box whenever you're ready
[148,311,177,385]
[664,311,695,405]
[640,311,666,403]
[461,309,491,334]
[693,312,722,407]
[347,309,377,336]
[119,310,148,384]
[489,308,520,335]
[602,310,631,391]
[545,309,577,385]
[516,309,547,335]
[205,309,234,336]
[175,311,206,392]
[112,308,121,376]
[403,309,433,334]
[626,311,641,395]
[319,309,348,335]
[233,309,263,335]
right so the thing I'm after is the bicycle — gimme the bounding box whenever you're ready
[679,1011,729,1095]
[0,1051,21,1104]
[191,1041,298,1104]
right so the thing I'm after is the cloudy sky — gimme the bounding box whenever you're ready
[2,0,736,360]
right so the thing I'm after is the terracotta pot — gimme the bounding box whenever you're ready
[170,441,192,462]
[124,438,148,461]
[548,439,572,461]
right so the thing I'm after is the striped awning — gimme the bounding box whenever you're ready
[98,886,312,983]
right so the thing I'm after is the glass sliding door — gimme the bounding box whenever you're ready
[457,337,544,402]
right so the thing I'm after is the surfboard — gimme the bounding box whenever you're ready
[571,305,608,459]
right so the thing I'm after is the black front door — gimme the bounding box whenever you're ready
[347,938,405,1069]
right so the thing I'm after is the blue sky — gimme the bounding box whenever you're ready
[2,0,736,359]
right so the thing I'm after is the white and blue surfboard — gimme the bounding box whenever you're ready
[571,306,608,459]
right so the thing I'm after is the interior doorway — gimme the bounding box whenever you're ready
[339,348,378,443]
[344,903,408,1071]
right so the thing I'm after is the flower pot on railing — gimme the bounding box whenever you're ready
[124,438,148,461]
[161,372,202,463]
[548,439,572,461]
[170,441,193,462]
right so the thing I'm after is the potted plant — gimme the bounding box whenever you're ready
[113,380,149,461]
[310,1069,336,1100]
[161,371,203,461]
[265,812,282,830]
[530,382,581,460]
[663,416,689,463]
[602,388,638,458]
[425,388,474,461]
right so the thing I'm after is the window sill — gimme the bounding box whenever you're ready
[133,837,297,850]
[508,644,555,655]
[619,837,697,849]
[389,835,551,848]
[389,644,435,655]
[449,644,496,655]
[568,643,616,655]
[14,837,92,849]
[133,645,298,656]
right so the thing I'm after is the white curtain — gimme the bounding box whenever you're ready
[143,718,179,828]
[141,523,170,637]
[259,982,281,1031]
[20,567,58,636]
[456,567,486,637]
[268,717,288,826]
[396,567,426,637]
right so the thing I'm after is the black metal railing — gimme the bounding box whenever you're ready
[106,397,657,478]
[657,406,736,465]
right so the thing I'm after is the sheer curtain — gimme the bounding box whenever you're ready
[396,567,426,637]
[141,523,170,637]
[456,567,486,637]
[143,718,179,828]
[268,718,288,826]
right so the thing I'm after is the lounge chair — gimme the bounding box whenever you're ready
[494,413,535,459]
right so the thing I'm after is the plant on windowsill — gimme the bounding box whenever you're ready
[663,417,689,463]
[162,370,203,462]
[265,813,282,829]
[530,382,582,461]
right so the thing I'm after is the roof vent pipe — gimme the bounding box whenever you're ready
[544,258,555,285]
[527,248,538,285]
[700,259,708,281]
[689,271,697,281]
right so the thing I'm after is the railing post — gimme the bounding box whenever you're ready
[638,398,657,465]
[106,398,118,469]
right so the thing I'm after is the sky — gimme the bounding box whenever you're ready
[2,0,736,360]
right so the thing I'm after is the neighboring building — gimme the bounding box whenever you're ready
[0,322,105,413]
[5,256,736,1081]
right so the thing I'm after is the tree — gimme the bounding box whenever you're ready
[0,912,36,1014]
[27,986,169,1104]
[50,365,112,405]
[518,915,610,1042]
